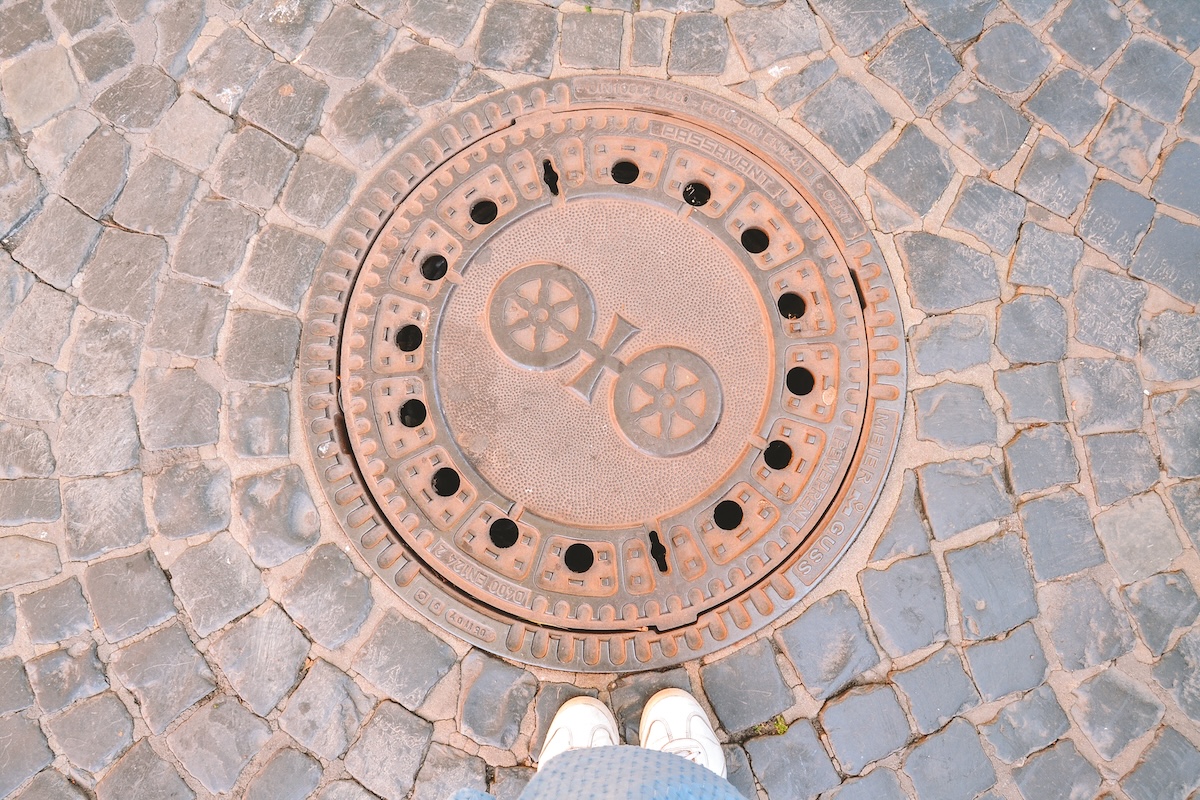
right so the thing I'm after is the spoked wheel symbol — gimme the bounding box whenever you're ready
[488,263,597,369]
[613,347,722,457]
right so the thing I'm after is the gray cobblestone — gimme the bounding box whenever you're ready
[1122,727,1200,800]
[0,536,60,590]
[1096,492,1181,582]
[1072,668,1163,759]
[1170,480,1200,551]
[411,743,487,800]
[1016,136,1094,217]
[173,199,259,285]
[1104,37,1190,124]
[2,281,74,366]
[185,28,272,114]
[96,739,195,800]
[222,310,302,385]
[799,77,892,166]
[27,643,107,713]
[329,82,418,167]
[48,691,133,773]
[532,683,598,758]
[64,471,147,560]
[820,685,910,774]
[744,721,839,799]
[946,178,1025,255]
[809,0,907,57]
[352,611,456,710]
[239,62,327,149]
[903,717,996,800]
[1005,425,1078,497]
[71,27,135,83]
[491,767,535,800]
[79,227,166,322]
[243,225,324,313]
[10,195,101,290]
[897,233,998,314]
[1131,215,1200,305]
[145,278,229,358]
[998,295,1066,364]
[1084,432,1160,507]
[12,769,88,800]
[0,46,79,131]
[777,591,878,700]
[870,469,932,561]
[0,478,60,525]
[631,16,664,67]
[1141,311,1200,384]
[93,65,177,131]
[1009,224,1081,297]
[50,0,108,35]
[868,126,953,216]
[0,655,34,714]
[947,534,1036,640]
[1122,571,1200,656]
[667,13,728,76]
[406,0,486,46]
[83,550,174,642]
[974,23,1051,94]
[0,357,65,422]
[1139,0,1200,50]
[280,544,371,648]
[917,458,1013,540]
[315,782,374,800]
[67,315,139,397]
[279,660,373,760]
[141,368,220,450]
[210,602,308,716]
[245,748,322,800]
[765,60,835,110]
[0,0,52,59]
[701,638,791,732]
[60,127,128,217]
[936,83,1030,170]
[1018,488,1105,581]
[171,532,266,637]
[0,420,52,478]
[155,0,204,77]
[914,383,997,450]
[560,13,623,70]
[1038,575,1133,670]
[1075,268,1146,358]
[459,650,537,749]
[1090,104,1165,182]
[345,701,433,800]
[981,684,1068,763]
[0,716,53,797]
[728,1,819,73]
[233,465,319,565]
[1049,0,1129,70]
[1155,627,1200,723]
[19,577,91,643]
[1063,357,1142,435]
[0,592,13,648]
[168,697,270,794]
[478,1,557,77]
[894,646,981,734]
[827,769,907,800]
[0,256,34,324]
[1024,69,1107,147]
[229,389,290,459]
[211,128,296,211]
[908,0,994,41]
[152,461,231,540]
[965,623,1047,701]
[1014,740,1100,800]
[862,554,946,657]
[281,153,355,229]
[301,5,392,80]
[243,0,330,60]
[909,314,990,376]
[1153,141,1200,217]
[1079,180,1155,267]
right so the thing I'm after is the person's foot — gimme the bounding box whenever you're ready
[639,688,727,778]
[537,696,620,771]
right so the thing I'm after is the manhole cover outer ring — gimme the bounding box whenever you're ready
[299,77,907,672]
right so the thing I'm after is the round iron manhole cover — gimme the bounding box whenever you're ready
[300,77,906,672]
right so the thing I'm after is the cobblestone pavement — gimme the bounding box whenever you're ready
[2,0,1200,797]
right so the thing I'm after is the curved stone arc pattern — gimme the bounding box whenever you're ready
[300,78,906,672]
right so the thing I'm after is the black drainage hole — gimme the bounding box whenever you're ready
[714,500,744,531]
[611,160,640,184]
[764,440,793,470]
[565,543,595,573]
[682,181,711,207]
[648,530,669,574]
[741,227,769,253]
[787,366,816,396]
[420,254,448,281]
[399,399,427,427]
[777,291,807,320]
[395,324,423,352]
[542,159,560,196]
[431,467,460,497]
[489,518,519,549]
[470,200,499,225]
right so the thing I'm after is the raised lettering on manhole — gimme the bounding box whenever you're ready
[300,78,906,672]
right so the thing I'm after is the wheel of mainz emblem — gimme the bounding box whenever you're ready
[300,77,907,672]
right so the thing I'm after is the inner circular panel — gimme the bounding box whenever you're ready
[435,196,773,529]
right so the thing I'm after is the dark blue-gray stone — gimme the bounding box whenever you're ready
[1152,140,1200,217]
[945,178,1025,254]
[1018,488,1104,581]
[1007,0,1056,22]
[1016,136,1095,216]
[907,0,995,41]
[1096,492,1182,583]
[1038,575,1133,670]
[1072,668,1164,759]
[1005,424,1078,497]
[914,383,997,450]
[560,12,623,69]
[0,655,34,716]
[869,469,932,562]
[609,669,691,746]
[776,591,878,700]
[280,544,372,649]
[1155,628,1200,724]
[1183,90,1200,141]
[1122,727,1200,800]
[209,603,308,718]
[744,721,839,800]
[1123,571,1200,657]
[0,716,53,798]
[917,458,1013,540]
[897,233,999,313]
[728,1,820,72]
[973,23,1051,94]
[946,533,1036,640]
[1083,432,1160,506]
[1024,68,1107,146]
[903,718,996,800]
[152,461,231,541]
[1079,180,1156,266]
[936,83,1030,170]
[459,651,537,749]
[820,685,910,775]
[826,768,907,800]
[1064,357,1142,435]
[353,611,455,711]
[1049,0,1130,69]
[343,702,433,800]
[909,314,990,375]
[83,550,176,643]
[700,638,792,733]
[1103,36,1191,124]
[981,684,1069,763]
[766,59,836,110]
[868,26,961,115]
[1139,0,1200,51]
[997,295,1067,364]
[861,554,946,657]
[965,624,1046,701]
[170,532,267,638]
[1152,390,1200,478]
[279,661,372,761]
[808,0,907,55]
[1131,214,1200,305]
[1013,740,1101,800]
[300,5,392,80]
[798,77,893,166]
[667,13,729,76]
[1090,104,1166,181]
[1169,480,1200,551]
[997,363,1068,424]
[406,0,485,46]
[631,17,664,67]
[245,748,322,800]
[867,126,953,215]
[1074,268,1146,357]
[1141,310,1200,383]
[893,647,980,734]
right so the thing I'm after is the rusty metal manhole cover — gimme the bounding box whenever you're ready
[300,78,906,672]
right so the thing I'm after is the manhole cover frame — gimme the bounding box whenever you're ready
[299,77,907,672]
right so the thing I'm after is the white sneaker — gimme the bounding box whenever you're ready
[639,688,727,778]
[537,696,619,771]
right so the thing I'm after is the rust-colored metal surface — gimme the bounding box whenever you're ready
[300,77,906,672]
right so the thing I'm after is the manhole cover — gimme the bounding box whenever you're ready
[301,77,906,672]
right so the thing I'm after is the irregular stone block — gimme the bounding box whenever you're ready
[151,461,231,540]
[1018,487,1104,581]
[140,368,220,450]
[744,721,839,799]
[242,225,324,313]
[0,357,66,422]
[328,82,419,168]
[1090,103,1165,181]
[728,1,820,73]
[407,0,485,45]
[1079,179,1155,266]
[345,702,434,799]
[96,740,195,800]
[1009,223,1081,297]
[235,463,320,567]
[896,233,998,313]
[1074,267,1146,357]
[862,554,947,657]
[1103,36,1190,123]
[1049,0,1129,69]
[667,12,729,76]
[64,472,148,561]
[155,0,204,77]
[1131,214,1200,305]
[167,697,270,794]
[1155,628,1200,723]
[631,16,665,67]
[211,127,295,211]
[1141,310,1200,382]
[410,743,487,800]
[936,83,1030,170]
[893,646,980,734]
[10,196,100,291]
[869,469,931,562]
[700,638,792,733]
[765,59,836,110]
[909,314,990,375]
[981,683,1068,763]
[0,46,79,131]
[478,1,557,77]
[221,309,302,385]
[609,669,691,745]
[352,611,456,710]
[149,93,231,172]
[946,533,1036,640]
[917,458,1013,540]
[1072,669,1164,759]
[83,550,175,642]
[301,5,392,79]
[946,178,1025,255]
[1025,68,1107,146]
[27,644,107,713]
[1122,727,1200,800]
[242,0,330,59]
[907,0,994,41]
[776,591,878,700]
[914,382,997,450]
[0,536,60,590]
[170,532,267,637]
[2,281,75,366]
[0,0,52,58]
[1064,357,1142,434]
[281,153,355,229]
[112,624,215,733]
[531,683,600,759]
[280,660,374,760]
[56,395,139,477]
[59,127,128,217]
[1005,425,1078,497]
[868,126,953,215]
[1016,136,1095,217]
[67,315,140,396]
[965,623,1046,701]
[973,23,1051,93]
[280,544,371,648]
[72,27,135,82]
[1014,739,1101,800]
[799,77,893,166]
[47,691,133,773]
[240,61,328,148]
[145,278,229,358]
[1122,571,1200,657]
[0,655,35,715]
[93,66,177,131]
[210,603,308,716]
[560,12,623,70]
[229,389,291,459]
[809,0,907,56]
[1095,492,1182,582]
[185,27,272,114]
[820,685,910,774]
[80,227,167,321]
[1038,575,1133,671]
[0,478,60,525]
[19,577,91,644]
[0,421,53,479]
[458,651,537,749]
[245,748,322,800]
[0,716,53,797]
[0,593,13,648]
[1084,432,1159,506]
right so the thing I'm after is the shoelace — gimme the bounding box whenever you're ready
[661,736,706,764]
